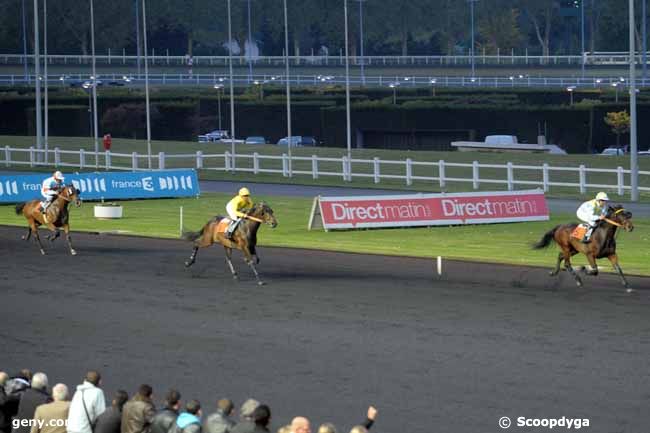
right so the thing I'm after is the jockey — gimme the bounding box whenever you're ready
[576,191,609,243]
[41,170,65,213]
[225,187,253,239]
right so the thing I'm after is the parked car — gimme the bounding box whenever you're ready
[639,150,650,157]
[600,147,626,156]
[198,130,230,143]
[276,136,318,147]
[245,136,267,145]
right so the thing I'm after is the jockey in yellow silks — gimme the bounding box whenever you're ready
[576,191,609,243]
[225,187,253,239]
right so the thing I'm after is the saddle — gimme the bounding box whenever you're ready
[215,217,232,234]
[571,224,589,240]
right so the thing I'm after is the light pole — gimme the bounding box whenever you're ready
[344,0,352,164]
[629,0,639,201]
[142,0,152,169]
[82,82,93,139]
[33,0,43,158]
[90,0,99,168]
[469,0,478,79]
[389,82,398,104]
[612,82,619,102]
[246,0,253,83]
[356,0,366,85]
[214,83,223,131]
[227,0,236,172]
[283,0,293,175]
[135,0,141,77]
[581,0,585,78]
[430,78,436,96]
[22,0,28,81]
[44,0,49,162]
[643,0,647,82]
[566,86,575,105]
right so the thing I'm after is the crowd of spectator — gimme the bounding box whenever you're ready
[0,370,377,433]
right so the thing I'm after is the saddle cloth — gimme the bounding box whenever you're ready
[571,224,589,240]
[215,217,232,234]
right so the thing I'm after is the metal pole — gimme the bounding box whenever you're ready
[142,0,152,169]
[33,0,42,156]
[22,0,28,81]
[283,0,292,175]
[247,0,253,83]
[630,0,639,201]
[227,0,236,172]
[44,0,48,163]
[470,0,476,78]
[357,0,365,85]
[90,0,99,168]
[643,0,647,81]
[135,0,141,77]
[344,0,351,162]
[218,88,222,131]
[581,0,585,78]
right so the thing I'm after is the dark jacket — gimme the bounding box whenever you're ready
[0,386,11,433]
[13,388,52,433]
[121,395,155,433]
[94,406,123,433]
[229,421,268,433]
[4,378,30,419]
[150,408,178,433]
[203,410,234,433]
[173,413,201,433]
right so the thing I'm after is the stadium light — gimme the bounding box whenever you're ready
[214,83,224,130]
[430,78,437,96]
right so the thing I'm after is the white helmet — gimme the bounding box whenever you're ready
[53,171,64,182]
[595,192,609,201]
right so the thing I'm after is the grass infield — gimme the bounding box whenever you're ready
[2,192,648,276]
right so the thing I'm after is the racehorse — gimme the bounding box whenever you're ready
[182,202,278,285]
[532,205,634,291]
[15,184,82,256]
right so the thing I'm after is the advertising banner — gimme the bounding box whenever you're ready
[0,170,200,203]
[309,190,549,230]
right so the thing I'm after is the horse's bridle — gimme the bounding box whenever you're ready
[604,208,626,227]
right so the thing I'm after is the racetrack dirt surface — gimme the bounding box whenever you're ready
[2,225,650,433]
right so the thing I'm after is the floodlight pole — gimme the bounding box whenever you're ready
[33,0,43,158]
[142,0,152,169]
[629,0,639,201]
[283,0,292,175]
[227,0,236,172]
[581,0,585,78]
[90,0,99,168]
[44,0,49,162]
[22,0,28,81]
[344,0,352,164]
[247,0,253,83]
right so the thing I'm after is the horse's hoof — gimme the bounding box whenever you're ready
[549,270,558,276]
[70,249,77,256]
[576,281,583,287]
[40,250,46,255]
[233,274,239,280]
[625,287,634,293]
[184,261,193,268]
[257,280,265,286]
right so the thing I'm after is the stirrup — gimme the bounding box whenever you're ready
[581,236,590,244]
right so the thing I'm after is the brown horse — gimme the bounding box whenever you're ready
[533,205,634,291]
[14,184,82,256]
[182,202,278,285]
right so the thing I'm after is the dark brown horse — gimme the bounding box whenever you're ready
[533,205,634,291]
[15,184,82,256]
[182,202,278,285]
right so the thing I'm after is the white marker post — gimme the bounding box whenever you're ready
[436,256,442,276]
[179,206,184,237]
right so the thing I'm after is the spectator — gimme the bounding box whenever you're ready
[230,400,259,433]
[150,390,181,433]
[13,373,52,433]
[316,406,377,433]
[30,384,70,433]
[275,426,290,433]
[94,390,128,433]
[173,400,201,433]
[289,417,310,433]
[67,371,106,433]
[316,424,336,433]
[1,372,11,433]
[4,370,32,420]
[203,399,235,433]
[251,405,271,433]
[348,428,365,433]
[121,385,155,433]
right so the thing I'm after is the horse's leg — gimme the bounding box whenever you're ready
[607,254,631,291]
[549,252,563,276]
[32,223,46,255]
[584,254,598,276]
[563,251,583,287]
[48,229,61,242]
[224,247,238,279]
[242,248,264,285]
[185,246,199,267]
[62,224,76,256]
[185,229,213,267]
[22,227,32,241]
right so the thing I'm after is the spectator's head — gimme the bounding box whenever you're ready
[113,390,129,410]
[277,425,291,433]
[137,384,153,399]
[165,389,182,411]
[217,399,234,416]
[85,371,101,387]
[51,384,68,401]
[240,398,260,421]
[31,372,48,391]
[15,369,32,382]
[290,417,311,433]
[253,405,271,427]
[348,427,367,433]
[0,372,8,387]
[318,424,337,433]
[185,400,201,417]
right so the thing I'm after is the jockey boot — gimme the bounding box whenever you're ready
[581,228,593,243]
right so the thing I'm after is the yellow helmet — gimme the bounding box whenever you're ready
[595,192,609,201]
[238,187,251,197]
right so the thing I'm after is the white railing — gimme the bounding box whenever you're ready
[2,146,649,197]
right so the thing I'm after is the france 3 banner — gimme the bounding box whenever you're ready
[0,170,200,202]
[309,190,549,230]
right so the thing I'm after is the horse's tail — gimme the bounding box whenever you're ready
[181,226,205,242]
[532,225,559,249]
[15,202,26,215]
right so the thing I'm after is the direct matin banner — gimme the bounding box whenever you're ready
[0,170,200,202]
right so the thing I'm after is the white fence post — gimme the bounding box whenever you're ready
[406,158,413,186]
[282,153,289,177]
[312,155,318,179]
[54,147,60,167]
[105,150,111,170]
[224,151,231,171]
[253,152,259,174]
[80,149,85,169]
[29,146,34,167]
[507,162,514,191]
[579,164,586,194]
[132,152,138,170]
[342,156,349,181]
[617,166,624,196]
[347,157,352,181]
[158,152,165,170]
[438,160,446,188]
[542,163,549,192]
[196,151,203,169]
[4,146,10,167]
[373,157,380,184]
[472,161,479,189]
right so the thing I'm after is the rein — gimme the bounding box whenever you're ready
[244,214,264,223]
[603,208,626,227]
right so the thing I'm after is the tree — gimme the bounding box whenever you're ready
[478,8,523,54]
[604,110,630,148]
[522,0,559,59]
